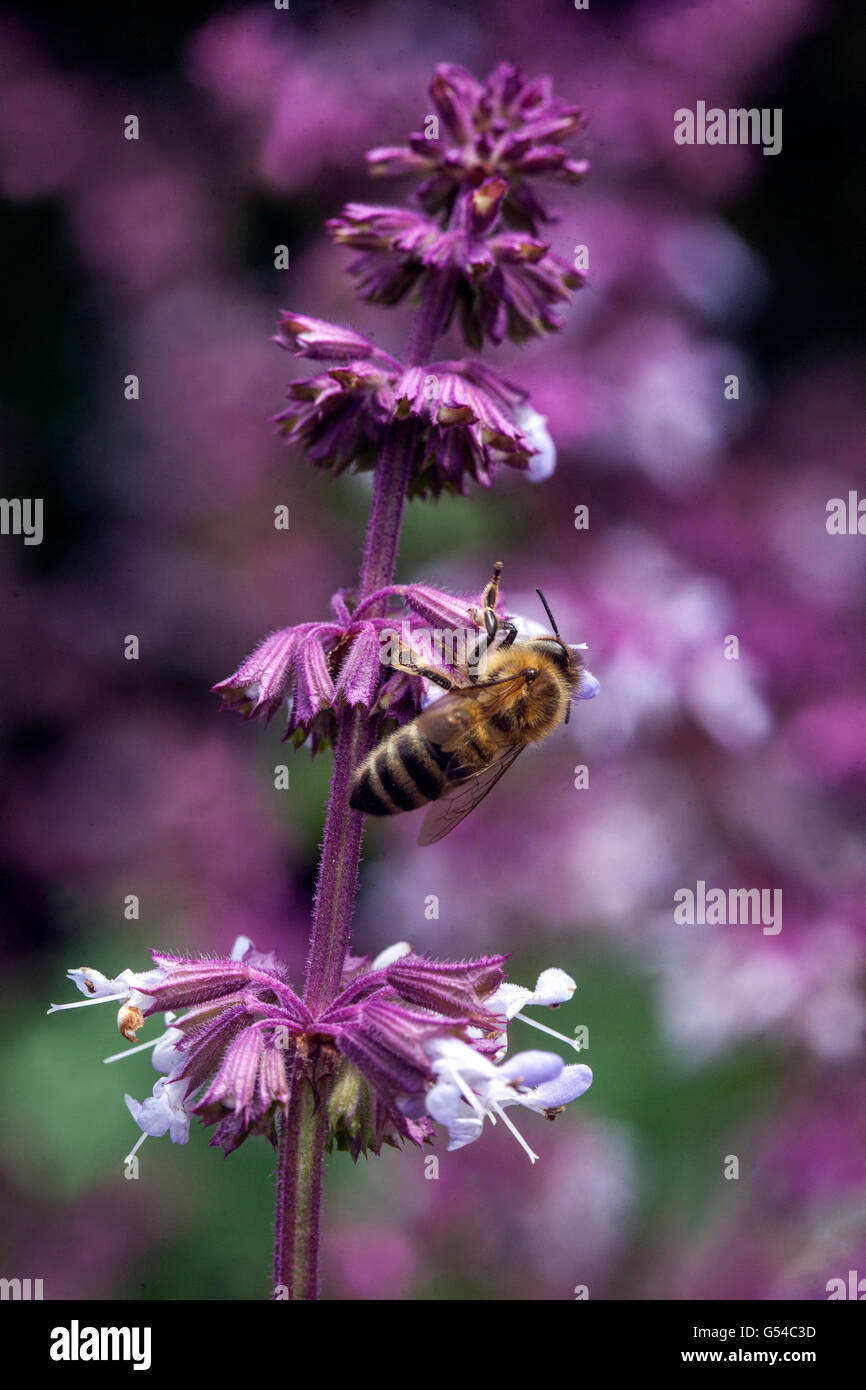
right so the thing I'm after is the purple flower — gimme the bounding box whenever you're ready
[273,359,398,479]
[47,936,505,1157]
[194,1025,290,1152]
[380,950,506,1020]
[468,232,584,348]
[327,204,449,305]
[273,312,394,363]
[326,64,588,353]
[367,62,589,233]
[393,359,538,490]
[212,620,342,750]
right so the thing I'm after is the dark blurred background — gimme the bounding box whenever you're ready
[2,0,865,1300]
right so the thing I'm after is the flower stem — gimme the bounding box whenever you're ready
[304,421,416,1014]
[273,274,452,1297]
[272,427,413,1296]
[300,270,454,1013]
[406,268,458,367]
[272,1067,328,1299]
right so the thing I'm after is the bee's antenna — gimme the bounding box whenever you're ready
[536,588,561,638]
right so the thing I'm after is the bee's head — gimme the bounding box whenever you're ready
[528,634,581,677]
[532,590,578,673]
[530,590,599,716]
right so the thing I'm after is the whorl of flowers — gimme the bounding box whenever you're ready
[366,62,589,228]
[212,574,499,751]
[49,938,592,1164]
[272,315,541,497]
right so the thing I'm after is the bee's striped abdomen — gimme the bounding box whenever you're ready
[349,725,451,817]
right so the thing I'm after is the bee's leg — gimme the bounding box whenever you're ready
[387,654,455,690]
[465,617,489,672]
[466,629,487,679]
[481,561,503,639]
[482,560,504,615]
[469,561,503,642]
[465,619,518,683]
[465,562,507,680]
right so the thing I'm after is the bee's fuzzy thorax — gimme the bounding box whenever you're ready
[485,641,578,741]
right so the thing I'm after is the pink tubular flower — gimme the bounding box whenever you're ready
[272,312,395,363]
[212,619,343,750]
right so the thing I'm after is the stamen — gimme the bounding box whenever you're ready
[46,992,128,1014]
[489,1098,539,1163]
[103,1037,161,1064]
[124,1131,148,1164]
[514,1010,583,1053]
[442,1064,489,1120]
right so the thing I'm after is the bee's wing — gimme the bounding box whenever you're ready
[416,741,524,846]
[413,674,529,752]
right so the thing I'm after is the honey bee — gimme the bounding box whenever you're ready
[349,562,590,845]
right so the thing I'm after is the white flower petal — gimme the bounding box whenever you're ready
[371,941,412,970]
[445,1116,484,1151]
[426,1079,463,1125]
[485,983,534,1020]
[515,404,557,482]
[529,968,577,1007]
[498,1050,565,1088]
